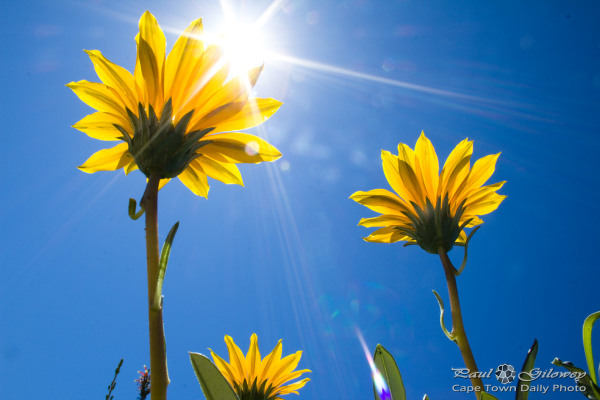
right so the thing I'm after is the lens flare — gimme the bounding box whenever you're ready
[356,328,391,400]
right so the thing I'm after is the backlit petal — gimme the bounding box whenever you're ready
[199,132,281,163]
[73,112,131,141]
[78,142,131,173]
[196,157,244,186]
[414,131,439,201]
[66,81,128,118]
[350,189,412,215]
[178,164,209,197]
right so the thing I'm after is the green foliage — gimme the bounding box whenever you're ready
[516,339,538,400]
[552,359,600,399]
[152,221,180,310]
[553,310,600,399]
[105,359,123,400]
[373,344,406,400]
[480,393,499,400]
[189,352,239,400]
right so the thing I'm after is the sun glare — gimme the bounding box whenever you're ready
[214,23,269,77]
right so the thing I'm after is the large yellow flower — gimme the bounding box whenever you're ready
[67,11,282,197]
[350,131,505,253]
[210,334,310,400]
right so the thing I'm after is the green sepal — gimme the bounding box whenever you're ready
[189,352,240,400]
[516,339,538,400]
[128,198,145,220]
[552,358,600,399]
[584,311,600,385]
[373,344,406,400]
[152,221,179,311]
[117,99,218,179]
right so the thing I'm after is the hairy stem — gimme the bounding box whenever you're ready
[145,173,169,400]
[439,248,483,399]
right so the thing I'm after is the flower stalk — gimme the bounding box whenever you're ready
[439,248,482,399]
[144,173,169,400]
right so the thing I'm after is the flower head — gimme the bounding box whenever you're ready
[350,131,505,254]
[210,334,310,400]
[67,11,282,197]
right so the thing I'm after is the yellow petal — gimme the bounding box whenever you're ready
[269,351,302,385]
[210,349,238,386]
[178,164,209,197]
[465,152,500,193]
[66,81,127,117]
[177,44,229,121]
[272,368,311,389]
[135,11,166,112]
[84,49,138,111]
[193,98,282,134]
[464,192,506,216]
[358,214,411,228]
[349,189,412,215]
[257,339,282,384]
[158,178,170,190]
[164,18,204,106]
[199,132,281,163]
[196,65,263,119]
[73,112,131,141]
[224,335,248,381]
[137,37,162,111]
[363,226,410,243]
[78,142,131,173]
[414,131,439,202]
[246,333,261,382]
[277,378,311,395]
[196,157,243,185]
[439,138,472,198]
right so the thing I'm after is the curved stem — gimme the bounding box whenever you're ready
[439,248,483,399]
[145,173,169,400]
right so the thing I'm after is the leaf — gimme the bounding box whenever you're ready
[584,311,600,385]
[189,352,240,400]
[516,339,538,400]
[552,358,600,399]
[373,344,406,400]
[152,221,179,310]
[480,393,500,400]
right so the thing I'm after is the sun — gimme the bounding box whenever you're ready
[209,20,271,79]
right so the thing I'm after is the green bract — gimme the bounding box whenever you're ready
[115,99,214,179]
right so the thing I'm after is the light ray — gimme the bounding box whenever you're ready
[356,328,391,400]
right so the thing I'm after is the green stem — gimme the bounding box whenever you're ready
[144,173,169,400]
[439,248,483,399]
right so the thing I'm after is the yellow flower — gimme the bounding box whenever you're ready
[210,334,310,400]
[350,131,506,254]
[67,11,282,197]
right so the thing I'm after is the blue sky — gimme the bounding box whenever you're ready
[1,0,600,399]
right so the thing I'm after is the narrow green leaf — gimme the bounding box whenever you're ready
[189,352,240,400]
[373,344,406,400]
[584,311,600,385]
[480,392,500,400]
[422,395,430,400]
[516,339,538,400]
[152,221,179,311]
[552,358,600,399]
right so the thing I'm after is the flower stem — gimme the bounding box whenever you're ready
[438,248,483,399]
[144,173,169,400]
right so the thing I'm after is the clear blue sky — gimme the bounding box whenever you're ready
[1,1,600,399]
